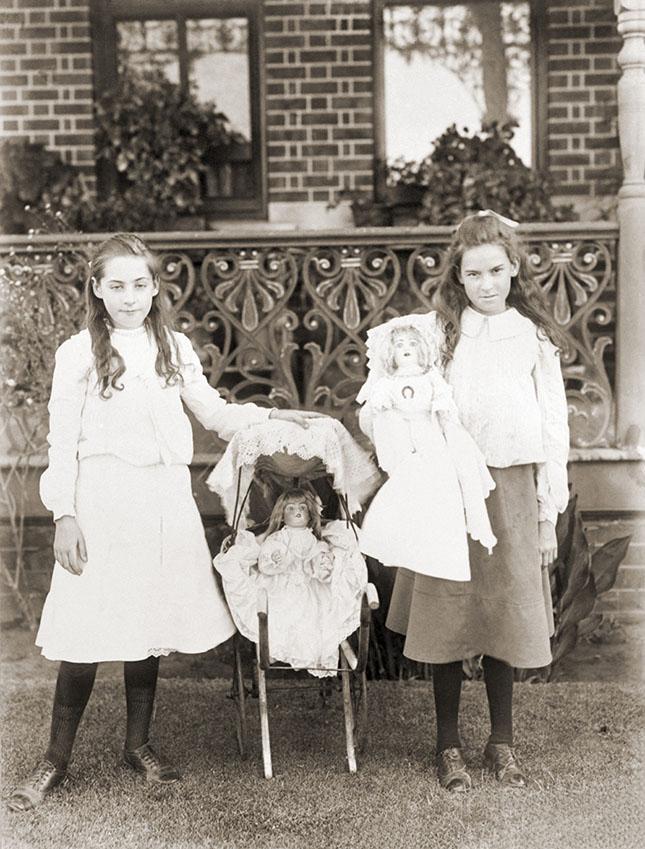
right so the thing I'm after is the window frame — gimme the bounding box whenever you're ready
[372,0,548,198]
[89,0,267,219]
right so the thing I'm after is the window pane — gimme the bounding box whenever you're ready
[384,2,532,164]
[116,20,179,84]
[187,18,251,139]
[187,18,254,199]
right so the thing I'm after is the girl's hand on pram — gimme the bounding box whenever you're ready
[269,409,329,429]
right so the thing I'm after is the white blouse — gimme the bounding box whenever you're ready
[40,326,270,520]
[447,306,569,524]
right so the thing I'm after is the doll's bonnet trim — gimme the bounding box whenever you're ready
[357,312,441,404]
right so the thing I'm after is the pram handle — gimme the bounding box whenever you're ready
[365,583,379,611]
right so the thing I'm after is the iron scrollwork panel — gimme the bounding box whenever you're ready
[154,233,617,449]
[529,238,616,448]
[300,245,403,424]
[160,247,301,408]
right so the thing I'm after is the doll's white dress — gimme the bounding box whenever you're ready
[213,521,367,677]
[358,370,496,581]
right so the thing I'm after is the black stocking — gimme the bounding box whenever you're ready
[482,654,514,745]
[124,655,160,751]
[431,660,463,753]
[45,661,98,770]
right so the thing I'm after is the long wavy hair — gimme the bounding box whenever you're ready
[266,488,323,539]
[432,213,566,365]
[86,233,181,398]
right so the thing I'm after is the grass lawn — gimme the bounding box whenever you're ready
[1,673,643,849]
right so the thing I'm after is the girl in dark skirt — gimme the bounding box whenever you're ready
[385,210,569,792]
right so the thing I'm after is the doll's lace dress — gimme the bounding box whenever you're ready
[213,521,367,677]
[358,371,496,581]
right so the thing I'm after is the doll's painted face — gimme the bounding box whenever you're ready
[282,497,310,529]
[391,328,424,373]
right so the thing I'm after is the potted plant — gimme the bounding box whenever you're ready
[384,158,426,207]
[327,188,392,227]
[94,69,241,230]
[416,121,575,225]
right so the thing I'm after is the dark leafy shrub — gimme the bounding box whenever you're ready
[93,69,241,229]
[0,228,89,625]
[547,493,631,671]
[0,139,89,234]
[412,122,575,225]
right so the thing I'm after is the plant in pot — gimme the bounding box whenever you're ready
[384,157,427,207]
[93,69,240,231]
[327,188,392,227]
[416,121,575,225]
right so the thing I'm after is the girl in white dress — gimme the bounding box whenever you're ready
[357,316,496,581]
[8,233,321,812]
[214,488,368,676]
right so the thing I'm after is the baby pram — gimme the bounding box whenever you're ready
[208,417,381,778]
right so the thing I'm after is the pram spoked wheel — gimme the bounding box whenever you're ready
[230,583,379,779]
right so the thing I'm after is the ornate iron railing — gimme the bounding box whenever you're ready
[0,222,618,450]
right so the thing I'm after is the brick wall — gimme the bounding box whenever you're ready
[0,0,95,182]
[0,0,623,217]
[546,0,621,202]
[264,0,374,207]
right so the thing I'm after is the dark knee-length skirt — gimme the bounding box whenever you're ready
[386,464,554,669]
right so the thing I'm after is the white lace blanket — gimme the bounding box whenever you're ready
[206,418,380,524]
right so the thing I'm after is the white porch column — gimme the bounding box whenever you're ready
[614,0,645,447]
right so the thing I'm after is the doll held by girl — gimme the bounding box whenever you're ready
[213,488,367,676]
[8,233,322,813]
[357,316,497,582]
[386,210,569,792]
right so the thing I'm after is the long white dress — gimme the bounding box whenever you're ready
[358,370,496,581]
[36,326,270,663]
[213,521,367,677]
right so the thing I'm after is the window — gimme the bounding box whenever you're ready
[90,0,266,217]
[373,0,546,184]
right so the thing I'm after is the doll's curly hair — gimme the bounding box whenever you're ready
[266,488,323,539]
[380,325,432,375]
[432,213,566,366]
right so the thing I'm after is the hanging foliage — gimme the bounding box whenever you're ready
[93,69,243,229]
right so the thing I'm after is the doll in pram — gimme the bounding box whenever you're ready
[208,417,381,778]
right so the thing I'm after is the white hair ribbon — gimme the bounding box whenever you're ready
[474,209,520,229]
